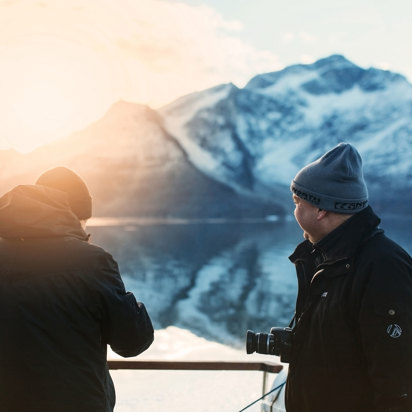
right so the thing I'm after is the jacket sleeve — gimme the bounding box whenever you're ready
[358,246,412,412]
[97,252,154,357]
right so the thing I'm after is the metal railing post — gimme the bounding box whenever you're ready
[262,370,268,396]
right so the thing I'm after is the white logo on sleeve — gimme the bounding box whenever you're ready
[387,324,402,338]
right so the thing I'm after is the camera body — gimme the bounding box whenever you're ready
[246,327,293,363]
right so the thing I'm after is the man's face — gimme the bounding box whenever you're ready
[292,195,321,243]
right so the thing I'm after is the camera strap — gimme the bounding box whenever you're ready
[238,381,286,412]
[288,313,297,329]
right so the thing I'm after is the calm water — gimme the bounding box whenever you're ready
[88,216,411,348]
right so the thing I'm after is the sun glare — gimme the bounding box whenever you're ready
[0,0,280,153]
[0,35,129,153]
[7,63,77,148]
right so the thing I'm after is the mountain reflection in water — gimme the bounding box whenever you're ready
[88,216,411,348]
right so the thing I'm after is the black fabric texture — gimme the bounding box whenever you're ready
[0,185,154,412]
[286,206,412,412]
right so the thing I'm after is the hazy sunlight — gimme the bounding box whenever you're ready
[0,0,281,153]
[0,34,129,153]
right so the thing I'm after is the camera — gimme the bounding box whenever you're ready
[246,327,293,363]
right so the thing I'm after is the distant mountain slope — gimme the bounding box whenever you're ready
[0,102,282,217]
[1,55,411,216]
[161,54,412,214]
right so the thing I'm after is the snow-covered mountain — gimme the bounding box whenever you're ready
[1,54,411,216]
[0,102,281,217]
[161,54,412,214]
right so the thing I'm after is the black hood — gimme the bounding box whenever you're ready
[0,185,88,240]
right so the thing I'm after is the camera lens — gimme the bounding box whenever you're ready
[246,327,293,362]
[246,330,257,354]
[246,330,274,355]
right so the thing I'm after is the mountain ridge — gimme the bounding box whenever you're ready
[159,54,412,214]
[1,54,411,216]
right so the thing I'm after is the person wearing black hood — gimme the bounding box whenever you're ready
[286,143,412,412]
[0,167,154,412]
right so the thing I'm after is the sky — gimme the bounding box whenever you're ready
[0,0,411,152]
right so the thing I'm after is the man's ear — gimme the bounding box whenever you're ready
[317,209,327,220]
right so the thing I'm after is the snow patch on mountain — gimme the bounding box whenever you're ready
[255,137,309,184]
[161,83,236,181]
[250,70,319,99]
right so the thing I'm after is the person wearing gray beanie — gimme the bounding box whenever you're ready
[291,142,368,213]
[284,143,412,412]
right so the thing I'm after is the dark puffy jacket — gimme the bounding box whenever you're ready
[286,206,412,412]
[0,185,154,412]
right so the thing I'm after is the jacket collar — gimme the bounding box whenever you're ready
[290,206,381,264]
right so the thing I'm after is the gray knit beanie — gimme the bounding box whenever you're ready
[291,143,368,214]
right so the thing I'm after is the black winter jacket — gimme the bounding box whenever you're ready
[285,206,412,412]
[0,185,154,412]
